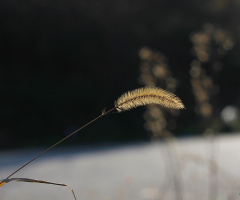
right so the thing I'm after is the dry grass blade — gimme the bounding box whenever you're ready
[0,178,77,200]
[115,87,185,112]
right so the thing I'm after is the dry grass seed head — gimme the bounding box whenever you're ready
[115,87,185,112]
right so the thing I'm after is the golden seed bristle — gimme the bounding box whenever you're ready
[115,87,185,112]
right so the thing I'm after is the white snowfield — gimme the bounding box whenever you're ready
[0,134,240,200]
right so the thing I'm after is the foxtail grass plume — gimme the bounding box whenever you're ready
[1,86,185,200]
[115,87,185,112]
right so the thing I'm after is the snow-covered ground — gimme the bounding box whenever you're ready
[1,134,240,200]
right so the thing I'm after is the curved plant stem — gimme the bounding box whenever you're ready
[4,106,116,180]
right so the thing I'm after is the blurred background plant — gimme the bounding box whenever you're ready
[138,47,183,200]
[189,23,235,200]
[137,22,237,200]
[190,23,235,131]
[138,47,180,139]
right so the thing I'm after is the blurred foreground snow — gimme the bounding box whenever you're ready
[1,134,240,200]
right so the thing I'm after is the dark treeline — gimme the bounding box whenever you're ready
[0,0,240,148]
